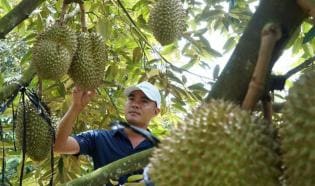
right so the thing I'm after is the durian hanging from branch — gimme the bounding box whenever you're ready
[31,1,77,80]
[67,2,108,90]
[148,0,187,46]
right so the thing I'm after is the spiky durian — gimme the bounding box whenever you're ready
[68,32,107,90]
[280,70,315,186]
[15,100,54,162]
[32,25,77,80]
[148,100,280,186]
[148,0,186,45]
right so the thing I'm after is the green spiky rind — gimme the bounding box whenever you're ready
[36,25,77,55]
[15,101,53,162]
[149,100,280,186]
[148,0,186,46]
[32,40,72,79]
[32,25,77,80]
[68,32,107,90]
[280,70,315,186]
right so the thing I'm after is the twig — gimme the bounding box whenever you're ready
[284,55,315,78]
[242,23,282,110]
[79,3,87,32]
[262,93,272,123]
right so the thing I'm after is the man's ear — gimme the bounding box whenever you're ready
[155,108,160,116]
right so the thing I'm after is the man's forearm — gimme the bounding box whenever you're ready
[54,105,80,152]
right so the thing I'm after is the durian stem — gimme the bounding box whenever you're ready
[79,3,87,32]
[262,93,272,123]
[297,0,315,17]
[242,23,282,110]
[58,1,69,26]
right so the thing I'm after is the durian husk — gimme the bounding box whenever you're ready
[148,0,186,46]
[149,100,281,186]
[68,32,107,90]
[32,25,77,80]
[280,70,315,186]
[15,100,54,162]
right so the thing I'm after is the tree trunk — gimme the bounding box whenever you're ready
[206,0,307,103]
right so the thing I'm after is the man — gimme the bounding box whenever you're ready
[53,81,161,185]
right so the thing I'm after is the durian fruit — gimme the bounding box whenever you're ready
[15,100,54,162]
[279,70,315,186]
[148,0,186,46]
[68,32,107,90]
[148,100,280,186]
[32,25,77,80]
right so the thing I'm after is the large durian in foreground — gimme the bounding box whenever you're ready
[15,101,54,162]
[32,25,77,80]
[148,0,186,46]
[149,100,280,186]
[280,70,315,186]
[68,32,107,90]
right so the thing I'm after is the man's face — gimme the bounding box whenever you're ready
[124,90,159,127]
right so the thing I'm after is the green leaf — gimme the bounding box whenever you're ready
[1,0,11,12]
[213,64,220,80]
[223,37,236,53]
[96,18,112,42]
[166,70,182,84]
[181,58,198,70]
[127,174,143,182]
[132,47,143,63]
[303,26,315,44]
[188,83,208,92]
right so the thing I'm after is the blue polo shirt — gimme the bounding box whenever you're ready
[73,128,153,185]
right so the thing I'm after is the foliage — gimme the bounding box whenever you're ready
[0,0,312,185]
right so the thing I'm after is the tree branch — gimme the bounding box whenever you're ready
[64,148,153,186]
[285,55,315,78]
[242,23,282,110]
[0,66,36,103]
[206,0,307,103]
[0,0,46,39]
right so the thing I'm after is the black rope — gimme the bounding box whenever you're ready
[12,103,17,151]
[0,120,5,185]
[0,88,20,114]
[19,88,27,186]
[110,120,160,147]
[23,88,55,186]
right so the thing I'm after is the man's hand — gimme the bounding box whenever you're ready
[71,86,96,113]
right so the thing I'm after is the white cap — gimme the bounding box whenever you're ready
[124,81,161,108]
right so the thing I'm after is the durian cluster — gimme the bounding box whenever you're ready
[148,0,186,46]
[32,24,107,90]
[149,100,281,186]
[148,70,315,185]
[15,101,54,162]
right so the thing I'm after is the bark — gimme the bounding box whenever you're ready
[0,0,45,39]
[206,0,307,103]
[0,66,36,103]
[64,148,153,186]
